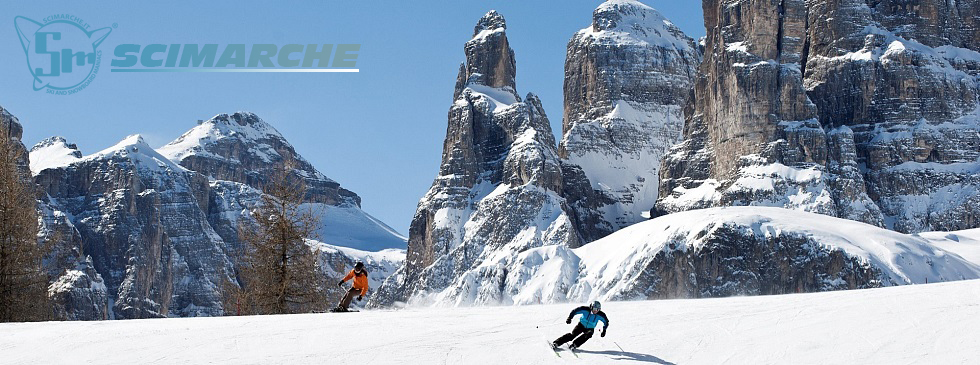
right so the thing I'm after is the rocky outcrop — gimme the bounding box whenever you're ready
[440,207,980,304]
[1,105,29,174]
[372,11,605,307]
[158,112,361,207]
[38,198,110,320]
[47,257,110,320]
[617,225,884,298]
[656,0,978,233]
[34,135,236,318]
[561,0,700,231]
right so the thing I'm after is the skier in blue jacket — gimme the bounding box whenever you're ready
[552,301,609,350]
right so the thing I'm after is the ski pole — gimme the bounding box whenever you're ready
[613,341,625,353]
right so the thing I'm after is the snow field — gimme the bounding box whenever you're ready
[3,279,979,364]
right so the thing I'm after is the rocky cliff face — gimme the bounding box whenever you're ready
[561,0,701,231]
[34,135,236,318]
[1,106,29,174]
[802,0,980,232]
[26,111,406,320]
[37,195,110,321]
[372,11,606,307]
[657,0,979,233]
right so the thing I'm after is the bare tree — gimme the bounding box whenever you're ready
[0,125,49,322]
[229,163,326,315]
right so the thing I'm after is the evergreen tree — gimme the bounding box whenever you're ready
[231,163,326,315]
[0,123,49,322]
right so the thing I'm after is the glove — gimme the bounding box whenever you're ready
[337,281,344,287]
[357,295,363,301]
[565,318,572,324]
[601,328,607,337]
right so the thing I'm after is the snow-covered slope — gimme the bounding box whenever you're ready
[4,279,978,364]
[919,228,980,266]
[430,206,980,306]
[308,204,408,251]
[28,136,82,175]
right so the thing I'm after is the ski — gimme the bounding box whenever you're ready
[546,340,561,358]
[567,345,579,358]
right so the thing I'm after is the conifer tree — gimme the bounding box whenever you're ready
[232,163,326,315]
[0,124,49,322]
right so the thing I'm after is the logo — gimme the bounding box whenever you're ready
[109,44,360,72]
[15,15,112,94]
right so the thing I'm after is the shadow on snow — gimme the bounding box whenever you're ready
[575,349,676,364]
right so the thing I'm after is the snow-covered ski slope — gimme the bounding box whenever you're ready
[4,279,978,364]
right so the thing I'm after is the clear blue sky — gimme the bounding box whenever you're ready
[2,0,705,235]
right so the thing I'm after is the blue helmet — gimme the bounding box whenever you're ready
[590,300,601,311]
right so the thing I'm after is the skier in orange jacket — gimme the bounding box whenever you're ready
[334,261,369,312]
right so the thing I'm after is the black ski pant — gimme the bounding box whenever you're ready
[554,323,594,348]
[337,288,361,310]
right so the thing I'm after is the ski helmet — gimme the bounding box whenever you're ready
[354,261,365,270]
[590,301,601,311]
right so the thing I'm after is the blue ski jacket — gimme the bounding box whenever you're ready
[568,306,609,330]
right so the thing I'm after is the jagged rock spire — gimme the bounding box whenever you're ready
[460,10,517,91]
[473,10,506,36]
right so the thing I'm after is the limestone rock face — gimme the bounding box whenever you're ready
[463,10,517,91]
[803,0,980,233]
[47,256,110,321]
[1,105,29,174]
[38,199,110,321]
[657,0,978,233]
[561,0,701,230]
[34,135,235,319]
[372,11,605,307]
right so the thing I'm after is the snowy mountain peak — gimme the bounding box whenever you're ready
[158,112,284,162]
[98,134,148,152]
[473,10,506,37]
[583,0,694,51]
[159,112,362,206]
[87,134,187,172]
[209,111,278,133]
[29,136,82,175]
[31,136,79,153]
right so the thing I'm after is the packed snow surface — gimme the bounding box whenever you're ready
[3,279,978,364]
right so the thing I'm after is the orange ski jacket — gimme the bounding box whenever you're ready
[341,269,369,296]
